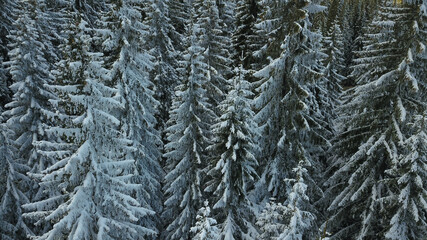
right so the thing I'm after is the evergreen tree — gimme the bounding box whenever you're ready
[0,120,33,240]
[167,0,190,53]
[277,163,317,240]
[1,0,57,237]
[385,113,427,240]
[322,21,345,100]
[257,163,318,240]
[325,1,427,239]
[319,20,345,134]
[0,0,15,110]
[253,0,328,202]
[384,1,427,239]
[191,201,221,240]
[205,63,259,239]
[144,0,179,135]
[217,0,236,35]
[24,15,155,239]
[233,0,260,71]
[100,0,164,234]
[194,0,233,111]
[256,199,287,240]
[162,16,215,240]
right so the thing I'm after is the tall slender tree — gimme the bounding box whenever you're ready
[0,0,15,110]
[0,120,32,240]
[162,15,215,240]
[253,0,328,203]
[1,0,57,238]
[194,0,233,112]
[205,63,259,239]
[144,0,179,135]
[24,13,155,239]
[100,0,164,235]
[325,1,427,239]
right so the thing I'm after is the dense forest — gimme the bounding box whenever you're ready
[0,0,426,239]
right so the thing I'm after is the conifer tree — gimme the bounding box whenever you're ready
[385,113,427,240]
[191,201,221,240]
[1,0,57,237]
[256,199,287,240]
[100,0,164,234]
[233,0,260,71]
[162,16,215,240]
[194,0,233,111]
[217,0,236,34]
[257,163,318,240]
[0,120,32,240]
[253,0,328,202]
[277,163,317,240]
[24,14,155,239]
[319,20,345,132]
[205,63,259,239]
[144,0,179,134]
[384,1,427,238]
[4,0,56,175]
[322,21,345,100]
[167,0,190,53]
[0,0,15,110]
[325,1,427,239]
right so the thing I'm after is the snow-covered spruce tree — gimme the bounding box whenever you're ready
[256,199,287,240]
[0,120,32,240]
[253,0,329,202]
[257,162,318,240]
[277,163,317,240]
[5,0,56,175]
[191,201,221,240]
[0,0,16,110]
[0,0,17,108]
[24,14,156,239]
[325,1,427,239]
[193,0,233,111]
[162,16,216,240]
[143,0,179,134]
[99,0,164,234]
[1,0,57,237]
[205,63,259,240]
[322,20,345,101]
[318,20,345,133]
[167,0,191,53]
[217,0,236,35]
[384,1,427,239]
[385,113,427,240]
[233,0,261,71]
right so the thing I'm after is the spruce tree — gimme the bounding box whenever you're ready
[0,120,33,240]
[1,0,57,237]
[205,63,259,239]
[253,0,328,203]
[325,1,427,239]
[191,201,221,240]
[167,0,191,53]
[257,163,318,240]
[162,16,215,240]
[100,0,164,234]
[277,163,317,240]
[144,0,179,135]
[0,0,15,110]
[384,1,427,238]
[233,0,261,74]
[24,14,155,239]
[256,199,287,240]
[194,0,233,111]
